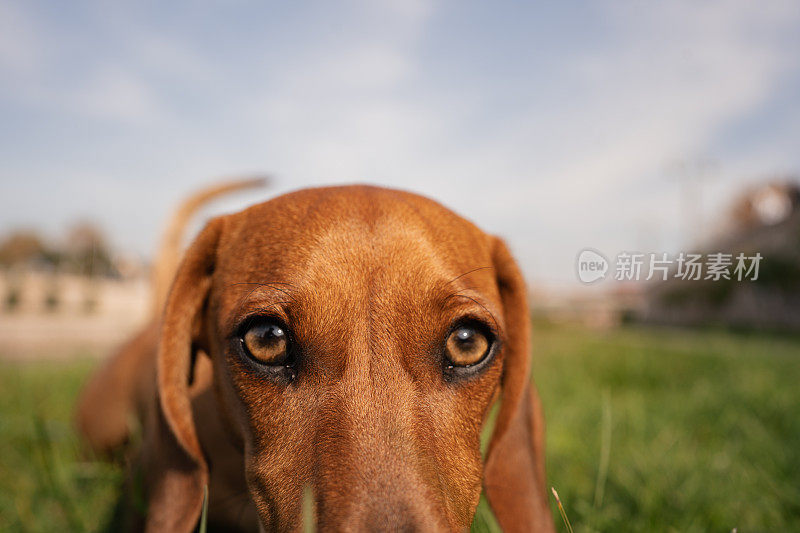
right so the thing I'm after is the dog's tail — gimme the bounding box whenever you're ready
[76,176,267,456]
[150,176,268,315]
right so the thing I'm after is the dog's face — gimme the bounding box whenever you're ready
[153,186,552,532]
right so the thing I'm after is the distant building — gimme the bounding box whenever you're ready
[0,225,150,357]
[640,179,800,330]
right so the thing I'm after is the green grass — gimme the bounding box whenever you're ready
[3,324,800,532]
[530,323,800,532]
[0,358,121,532]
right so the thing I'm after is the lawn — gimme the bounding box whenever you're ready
[1,324,799,532]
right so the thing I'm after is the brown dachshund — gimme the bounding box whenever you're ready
[77,185,554,532]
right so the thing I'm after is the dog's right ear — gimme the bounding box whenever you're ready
[483,237,554,533]
[144,218,223,532]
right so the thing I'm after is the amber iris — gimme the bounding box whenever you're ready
[445,326,490,366]
[242,321,289,364]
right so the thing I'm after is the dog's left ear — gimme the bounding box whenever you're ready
[483,237,554,533]
[144,218,223,532]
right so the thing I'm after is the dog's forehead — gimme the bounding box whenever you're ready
[217,186,490,274]
[213,186,501,317]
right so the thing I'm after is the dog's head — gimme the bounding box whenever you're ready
[150,186,552,531]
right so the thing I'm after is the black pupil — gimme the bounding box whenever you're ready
[255,324,284,345]
[456,327,475,345]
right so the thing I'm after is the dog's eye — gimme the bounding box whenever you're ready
[241,321,289,365]
[445,325,490,367]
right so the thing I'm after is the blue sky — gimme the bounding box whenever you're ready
[1,0,799,284]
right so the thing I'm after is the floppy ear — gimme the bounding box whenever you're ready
[144,218,223,532]
[483,238,554,533]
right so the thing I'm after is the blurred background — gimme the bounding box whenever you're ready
[1,1,799,531]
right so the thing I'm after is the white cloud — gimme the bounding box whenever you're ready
[1,0,799,285]
[69,66,165,124]
[0,0,42,75]
[363,0,433,22]
[286,45,415,93]
[0,2,168,127]
[130,33,216,82]
[402,0,800,281]
[176,0,800,283]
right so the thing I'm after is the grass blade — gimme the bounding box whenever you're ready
[302,484,316,533]
[593,389,612,509]
[199,485,208,533]
[550,487,574,533]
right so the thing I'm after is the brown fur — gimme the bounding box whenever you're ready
[77,185,554,532]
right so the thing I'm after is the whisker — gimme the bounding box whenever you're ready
[448,294,499,330]
[442,286,478,301]
[226,281,294,297]
[232,281,296,317]
[235,284,274,317]
[446,266,493,286]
